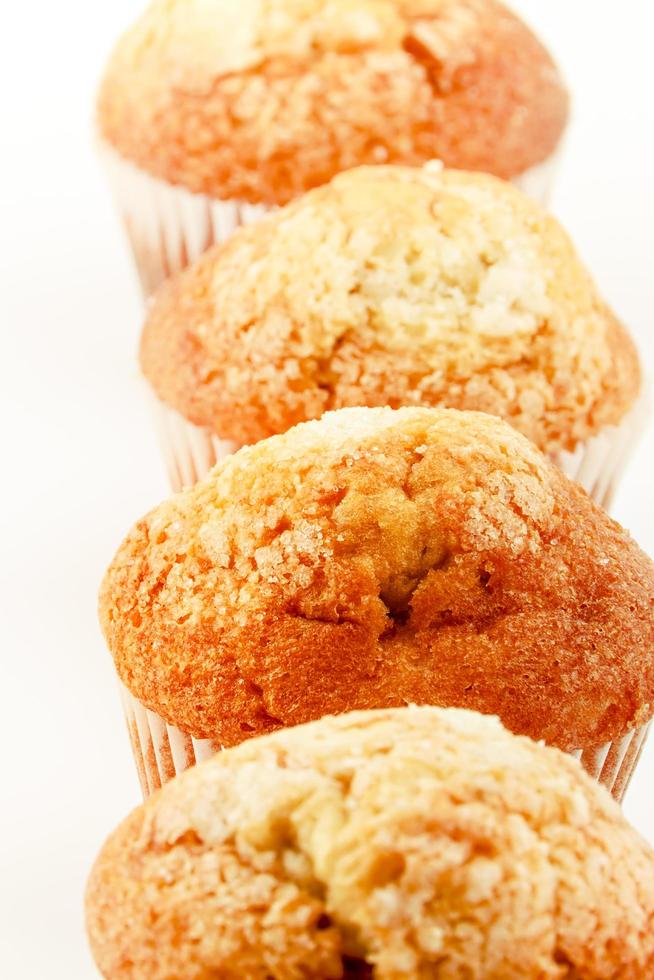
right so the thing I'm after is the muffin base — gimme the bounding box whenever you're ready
[570,724,652,805]
[512,150,561,204]
[149,388,649,505]
[119,682,651,803]
[99,142,561,298]
[99,142,274,296]
[119,682,222,798]
[150,388,240,491]
[550,389,649,510]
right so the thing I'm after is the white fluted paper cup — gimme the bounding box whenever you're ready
[100,141,562,299]
[551,388,650,510]
[149,390,240,493]
[119,680,651,803]
[119,682,222,799]
[512,148,562,206]
[148,385,649,505]
[99,142,274,297]
[570,722,653,805]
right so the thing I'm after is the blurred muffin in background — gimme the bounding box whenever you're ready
[97,0,569,294]
[99,406,654,799]
[141,164,643,505]
[86,706,654,979]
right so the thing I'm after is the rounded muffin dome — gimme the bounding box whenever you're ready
[86,706,654,979]
[99,406,654,751]
[98,0,568,203]
[141,165,640,455]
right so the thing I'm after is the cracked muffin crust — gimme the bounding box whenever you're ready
[99,406,654,751]
[140,164,641,455]
[97,0,569,203]
[86,706,654,979]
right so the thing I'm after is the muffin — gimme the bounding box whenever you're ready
[99,406,654,800]
[86,706,654,979]
[141,164,644,507]
[97,0,569,295]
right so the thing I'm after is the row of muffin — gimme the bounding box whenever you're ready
[86,2,654,977]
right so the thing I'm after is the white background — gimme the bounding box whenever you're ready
[1,1,653,976]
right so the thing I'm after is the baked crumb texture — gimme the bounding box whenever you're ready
[86,706,654,979]
[98,0,569,202]
[140,165,640,454]
[99,406,654,751]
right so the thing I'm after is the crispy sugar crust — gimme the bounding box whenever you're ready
[140,165,640,454]
[86,706,654,979]
[99,407,654,750]
[97,0,569,202]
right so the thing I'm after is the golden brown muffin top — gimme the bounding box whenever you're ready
[97,0,568,202]
[87,706,654,980]
[141,165,640,454]
[99,406,654,750]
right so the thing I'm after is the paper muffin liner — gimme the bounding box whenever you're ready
[551,389,650,510]
[99,141,274,297]
[118,682,224,799]
[119,681,651,803]
[512,149,562,206]
[569,722,652,805]
[99,142,561,298]
[149,386,649,503]
[149,388,241,492]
